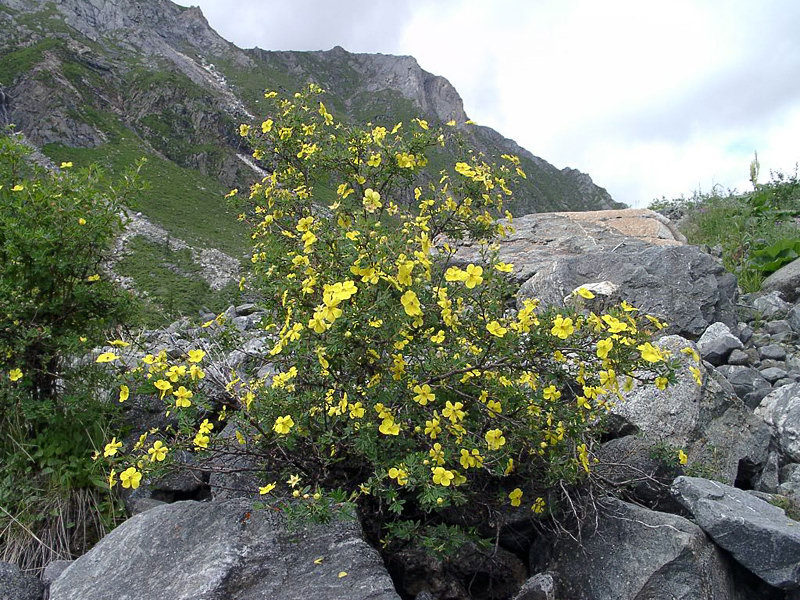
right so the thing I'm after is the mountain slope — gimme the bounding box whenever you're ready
[0,0,621,224]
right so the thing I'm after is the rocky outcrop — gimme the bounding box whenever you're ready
[49,499,399,600]
[763,258,800,303]
[0,561,44,600]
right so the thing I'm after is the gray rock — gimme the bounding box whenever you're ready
[775,378,796,389]
[50,500,399,600]
[754,291,793,319]
[779,464,800,499]
[789,306,800,333]
[736,323,754,344]
[745,387,775,411]
[0,561,44,600]
[612,337,770,485]
[671,476,800,589]
[755,451,781,494]
[42,560,72,586]
[761,366,789,383]
[751,332,773,347]
[727,349,750,365]
[517,243,737,337]
[697,322,743,366]
[717,365,772,403]
[513,572,556,600]
[763,258,800,302]
[235,303,259,316]
[761,344,788,361]
[756,383,800,462]
[545,497,741,600]
[766,320,794,336]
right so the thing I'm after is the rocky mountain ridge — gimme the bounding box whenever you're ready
[0,0,622,222]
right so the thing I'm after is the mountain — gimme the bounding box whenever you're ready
[0,0,622,319]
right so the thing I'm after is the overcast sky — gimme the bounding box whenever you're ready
[174,0,800,208]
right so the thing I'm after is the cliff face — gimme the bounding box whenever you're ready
[0,0,622,219]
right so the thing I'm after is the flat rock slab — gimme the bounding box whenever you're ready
[50,499,399,600]
[756,382,800,463]
[671,476,800,590]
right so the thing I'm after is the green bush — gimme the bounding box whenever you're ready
[107,86,681,551]
[0,131,135,570]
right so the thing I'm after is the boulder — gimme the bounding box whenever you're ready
[544,497,743,600]
[0,561,44,600]
[753,291,793,319]
[671,476,800,590]
[451,210,736,337]
[762,259,800,303]
[780,463,800,499]
[756,383,800,462]
[512,572,556,600]
[611,336,770,485]
[717,365,772,408]
[49,500,399,600]
[697,322,743,365]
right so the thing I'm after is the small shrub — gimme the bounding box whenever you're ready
[107,86,683,551]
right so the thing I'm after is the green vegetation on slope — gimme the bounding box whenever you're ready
[650,166,800,292]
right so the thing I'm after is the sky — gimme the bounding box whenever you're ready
[174,0,800,208]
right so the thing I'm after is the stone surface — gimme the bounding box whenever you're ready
[0,561,44,600]
[780,464,800,499]
[761,344,789,361]
[761,366,789,383]
[717,365,772,406]
[756,383,800,462]
[512,573,556,600]
[611,337,770,485]
[42,560,73,587]
[697,322,743,365]
[50,500,399,600]
[728,348,750,365]
[763,258,800,303]
[545,497,742,600]
[671,476,800,589]
[753,291,793,319]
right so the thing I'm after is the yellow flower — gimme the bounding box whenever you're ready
[542,385,561,401]
[494,262,514,273]
[575,287,595,299]
[689,366,703,385]
[239,124,251,136]
[60,161,73,168]
[78,217,86,225]
[463,264,484,289]
[8,368,22,382]
[11,184,23,192]
[379,418,400,436]
[430,330,445,344]
[108,339,129,347]
[596,338,613,359]
[531,497,546,514]
[103,437,123,457]
[187,349,206,363]
[413,383,435,405]
[425,418,441,439]
[550,315,574,339]
[120,467,142,489]
[259,482,277,495]
[655,376,669,390]
[431,466,454,486]
[508,488,523,507]
[367,153,382,167]
[637,342,664,363]
[442,401,465,423]
[273,415,295,435]
[107,469,117,489]
[400,290,422,317]
[388,467,408,486]
[486,320,507,338]
[485,429,506,450]
[261,118,273,133]
[148,440,168,462]
[95,352,119,363]
[363,188,382,213]
[681,346,700,363]
[154,379,172,399]
[193,432,210,449]
[173,386,193,408]
[678,449,688,465]
[118,385,129,403]
[287,474,301,487]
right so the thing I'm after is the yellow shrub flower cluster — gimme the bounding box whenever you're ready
[104,85,681,546]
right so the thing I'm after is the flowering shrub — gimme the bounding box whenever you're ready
[107,86,682,547]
